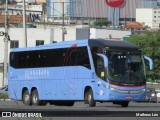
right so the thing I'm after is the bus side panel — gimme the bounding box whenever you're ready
[8,68,23,100]
[64,66,82,100]
[68,66,82,100]
[8,80,21,100]
[46,66,95,101]
[41,79,57,100]
[55,66,84,100]
[40,67,64,100]
[77,66,97,100]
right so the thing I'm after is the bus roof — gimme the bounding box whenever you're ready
[10,39,140,52]
[88,39,140,50]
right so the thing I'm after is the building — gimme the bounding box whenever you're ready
[90,28,131,40]
[47,0,159,26]
[36,0,46,3]
[124,21,146,34]
[10,0,46,3]
[0,4,44,27]
[136,8,160,28]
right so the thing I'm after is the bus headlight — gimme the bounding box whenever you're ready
[110,87,116,92]
[151,93,155,97]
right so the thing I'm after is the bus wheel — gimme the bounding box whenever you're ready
[31,89,42,106]
[85,89,96,107]
[23,90,31,105]
[121,101,129,107]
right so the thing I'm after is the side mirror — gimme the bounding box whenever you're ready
[96,53,108,68]
[144,56,154,70]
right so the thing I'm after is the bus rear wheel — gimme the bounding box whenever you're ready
[23,90,31,105]
[31,89,43,106]
[85,89,96,107]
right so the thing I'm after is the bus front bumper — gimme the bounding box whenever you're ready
[107,90,146,102]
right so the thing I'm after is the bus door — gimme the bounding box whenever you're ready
[96,53,109,100]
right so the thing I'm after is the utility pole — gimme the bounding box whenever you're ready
[113,8,115,27]
[51,2,76,41]
[23,0,27,47]
[3,0,9,86]
[53,3,54,23]
[62,2,65,41]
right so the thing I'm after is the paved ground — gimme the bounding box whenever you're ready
[0,101,160,120]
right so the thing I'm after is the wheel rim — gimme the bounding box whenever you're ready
[88,94,91,103]
[24,94,29,103]
[33,94,38,104]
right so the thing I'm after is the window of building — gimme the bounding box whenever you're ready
[10,40,19,49]
[36,40,44,46]
[154,11,157,13]
[53,41,57,43]
[154,16,157,18]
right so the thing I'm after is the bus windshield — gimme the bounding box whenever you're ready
[107,51,145,85]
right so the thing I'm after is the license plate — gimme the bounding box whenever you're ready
[126,96,133,99]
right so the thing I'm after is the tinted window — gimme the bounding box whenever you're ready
[10,47,91,69]
[76,47,91,69]
[65,47,78,66]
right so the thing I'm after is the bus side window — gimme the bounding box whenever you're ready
[67,50,78,66]
[19,52,28,68]
[27,51,39,68]
[77,47,91,69]
[10,53,17,68]
[53,49,66,67]
[38,50,50,67]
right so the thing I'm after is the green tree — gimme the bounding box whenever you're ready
[127,32,160,82]
[0,0,5,4]
[93,20,111,27]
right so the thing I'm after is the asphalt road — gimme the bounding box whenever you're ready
[0,101,160,120]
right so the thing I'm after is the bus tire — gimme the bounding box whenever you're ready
[66,101,74,106]
[22,90,31,105]
[31,89,43,106]
[121,101,129,107]
[85,89,96,107]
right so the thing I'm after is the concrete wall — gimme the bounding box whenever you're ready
[136,8,160,28]
[136,8,153,28]
[90,28,131,40]
[51,28,89,42]
[76,28,90,40]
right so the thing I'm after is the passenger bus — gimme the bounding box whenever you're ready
[8,39,153,107]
